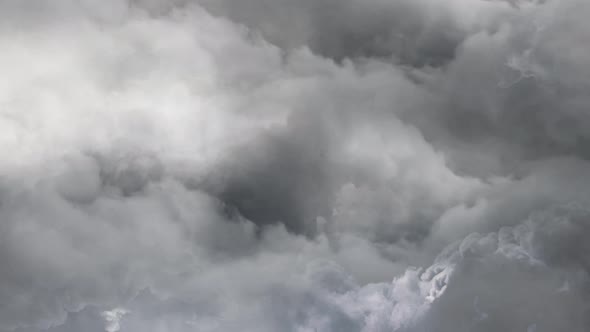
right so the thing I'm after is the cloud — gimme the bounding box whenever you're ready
[0,0,589,331]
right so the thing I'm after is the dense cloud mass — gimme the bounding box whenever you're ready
[1,0,590,331]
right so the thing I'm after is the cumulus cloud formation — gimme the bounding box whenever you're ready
[1,0,589,331]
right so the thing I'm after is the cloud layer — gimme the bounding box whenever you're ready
[1,0,589,331]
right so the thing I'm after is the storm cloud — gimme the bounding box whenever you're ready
[1,0,589,331]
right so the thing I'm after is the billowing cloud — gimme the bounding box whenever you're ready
[0,0,589,331]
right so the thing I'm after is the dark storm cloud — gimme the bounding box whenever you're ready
[403,0,590,175]
[197,0,476,66]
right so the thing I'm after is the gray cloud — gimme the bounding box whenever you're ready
[0,0,589,331]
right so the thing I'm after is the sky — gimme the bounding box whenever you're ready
[1,0,590,331]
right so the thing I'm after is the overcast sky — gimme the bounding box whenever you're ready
[1,0,589,331]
